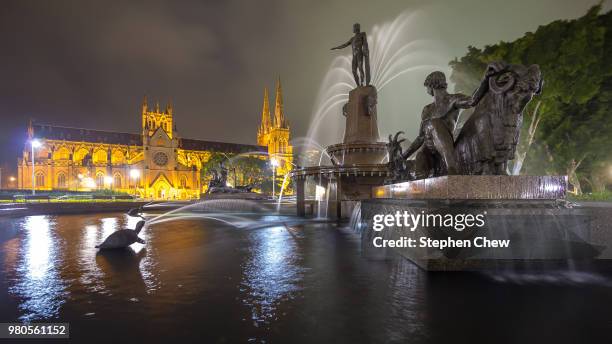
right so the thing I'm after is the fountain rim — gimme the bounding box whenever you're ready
[288,163,390,180]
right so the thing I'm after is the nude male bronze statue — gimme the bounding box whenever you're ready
[331,23,371,86]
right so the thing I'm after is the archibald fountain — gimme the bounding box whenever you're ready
[291,23,611,271]
[292,23,393,219]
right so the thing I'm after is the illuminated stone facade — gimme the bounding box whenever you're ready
[18,98,266,199]
[257,79,293,176]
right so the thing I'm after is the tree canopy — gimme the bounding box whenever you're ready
[449,5,612,192]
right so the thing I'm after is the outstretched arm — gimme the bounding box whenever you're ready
[331,37,353,50]
[402,121,425,159]
[454,62,505,109]
[403,135,423,159]
[453,75,490,109]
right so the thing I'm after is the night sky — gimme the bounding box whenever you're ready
[0,0,607,178]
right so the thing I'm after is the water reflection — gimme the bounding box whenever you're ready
[96,248,148,296]
[384,258,428,342]
[1,212,611,343]
[10,216,67,322]
[79,224,105,292]
[241,222,304,327]
[133,217,160,293]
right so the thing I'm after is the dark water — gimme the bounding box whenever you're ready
[1,211,612,343]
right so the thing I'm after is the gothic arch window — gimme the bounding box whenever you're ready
[113,173,122,188]
[96,172,105,189]
[57,173,66,188]
[93,149,107,164]
[180,175,187,189]
[111,150,125,165]
[35,172,45,188]
[73,147,89,163]
[53,147,70,160]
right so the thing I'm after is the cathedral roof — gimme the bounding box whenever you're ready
[179,138,266,154]
[32,124,141,145]
[31,123,266,153]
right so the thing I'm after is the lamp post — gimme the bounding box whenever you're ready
[104,176,113,190]
[30,139,41,195]
[271,158,279,199]
[130,168,140,198]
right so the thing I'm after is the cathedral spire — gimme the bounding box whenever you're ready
[261,87,271,131]
[166,99,173,116]
[142,95,148,114]
[274,77,286,128]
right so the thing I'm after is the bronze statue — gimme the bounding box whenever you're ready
[387,131,409,181]
[454,63,542,174]
[207,163,228,190]
[392,61,542,180]
[402,64,499,177]
[206,161,255,194]
[331,23,371,86]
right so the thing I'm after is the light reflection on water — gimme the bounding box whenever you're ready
[79,224,104,292]
[10,216,67,322]
[1,212,612,342]
[241,220,305,327]
[5,214,158,321]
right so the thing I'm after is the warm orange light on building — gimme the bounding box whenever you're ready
[17,94,285,200]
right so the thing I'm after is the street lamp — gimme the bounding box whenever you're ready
[30,139,41,195]
[130,169,140,197]
[104,176,113,189]
[271,158,279,199]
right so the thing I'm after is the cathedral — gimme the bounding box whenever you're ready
[257,78,293,177]
[17,80,293,200]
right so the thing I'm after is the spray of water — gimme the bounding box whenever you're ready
[276,173,293,212]
[304,9,452,162]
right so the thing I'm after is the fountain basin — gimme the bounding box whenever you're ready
[326,142,387,166]
[291,164,390,218]
[373,175,568,200]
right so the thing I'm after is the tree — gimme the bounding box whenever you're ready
[200,153,272,193]
[449,5,612,194]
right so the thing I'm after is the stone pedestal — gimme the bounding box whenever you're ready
[296,178,305,217]
[343,85,379,143]
[326,85,387,166]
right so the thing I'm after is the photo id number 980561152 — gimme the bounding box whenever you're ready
[0,323,69,339]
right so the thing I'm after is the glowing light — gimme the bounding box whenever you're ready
[104,176,113,185]
[9,176,15,182]
[24,216,52,279]
[77,174,83,179]
[541,183,561,192]
[82,177,96,188]
[315,185,326,201]
[271,158,279,167]
[130,169,140,179]
[31,139,41,148]
[15,215,66,321]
